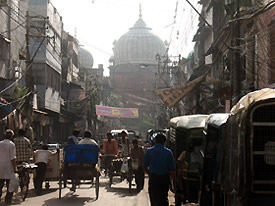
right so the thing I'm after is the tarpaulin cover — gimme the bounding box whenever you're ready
[64,144,99,164]
[0,97,14,119]
[219,88,275,201]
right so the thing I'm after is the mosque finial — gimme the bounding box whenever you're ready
[74,28,77,38]
[139,3,142,18]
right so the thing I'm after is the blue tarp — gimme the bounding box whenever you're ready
[64,144,99,164]
[0,97,14,119]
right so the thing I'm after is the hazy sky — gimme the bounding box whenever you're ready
[51,0,200,75]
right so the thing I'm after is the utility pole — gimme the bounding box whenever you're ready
[25,11,31,90]
[233,0,241,105]
[24,10,33,125]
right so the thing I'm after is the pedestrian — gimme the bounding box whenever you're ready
[130,138,144,192]
[33,144,56,195]
[0,129,17,204]
[143,133,175,206]
[67,129,80,145]
[13,128,33,164]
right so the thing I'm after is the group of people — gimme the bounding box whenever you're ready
[67,129,98,146]
[0,128,56,203]
[0,128,175,206]
[101,130,175,206]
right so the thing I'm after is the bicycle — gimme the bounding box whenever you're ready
[17,163,37,201]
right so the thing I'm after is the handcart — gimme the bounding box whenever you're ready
[59,144,100,199]
[109,156,133,192]
[43,149,63,189]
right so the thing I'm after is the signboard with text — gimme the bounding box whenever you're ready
[96,105,139,118]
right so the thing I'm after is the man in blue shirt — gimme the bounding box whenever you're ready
[143,133,175,206]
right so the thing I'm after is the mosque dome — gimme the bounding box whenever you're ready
[113,16,166,66]
[78,46,94,68]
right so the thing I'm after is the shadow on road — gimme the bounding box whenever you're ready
[42,194,95,206]
[106,186,139,197]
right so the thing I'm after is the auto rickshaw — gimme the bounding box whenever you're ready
[168,114,208,205]
[218,88,275,206]
[199,113,229,206]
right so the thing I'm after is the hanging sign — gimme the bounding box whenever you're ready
[155,75,206,108]
[96,105,139,118]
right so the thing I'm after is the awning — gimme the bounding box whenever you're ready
[155,74,206,108]
[0,97,14,119]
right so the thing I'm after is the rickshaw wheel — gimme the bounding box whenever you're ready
[95,173,100,199]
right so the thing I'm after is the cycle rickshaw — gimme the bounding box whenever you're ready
[101,154,133,191]
[59,144,100,199]
[16,162,37,201]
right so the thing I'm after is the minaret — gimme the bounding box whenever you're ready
[139,3,142,18]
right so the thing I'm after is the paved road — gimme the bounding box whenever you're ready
[0,175,176,206]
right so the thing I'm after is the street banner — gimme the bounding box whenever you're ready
[96,105,139,118]
[155,75,206,108]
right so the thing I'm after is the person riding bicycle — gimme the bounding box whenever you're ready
[14,129,33,164]
[102,133,118,173]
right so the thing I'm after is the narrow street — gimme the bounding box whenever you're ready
[0,175,177,206]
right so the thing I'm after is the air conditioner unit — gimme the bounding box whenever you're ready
[0,0,7,6]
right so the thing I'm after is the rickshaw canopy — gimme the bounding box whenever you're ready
[170,114,209,130]
[230,88,275,115]
[204,113,230,131]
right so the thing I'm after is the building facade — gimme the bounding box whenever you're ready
[28,0,63,141]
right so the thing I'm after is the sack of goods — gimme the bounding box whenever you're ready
[120,159,129,173]
[131,159,139,170]
[9,173,19,193]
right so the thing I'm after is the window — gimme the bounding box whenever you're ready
[264,141,275,165]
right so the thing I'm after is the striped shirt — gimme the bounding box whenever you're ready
[14,136,32,162]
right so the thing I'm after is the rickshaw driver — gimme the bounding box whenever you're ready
[102,133,118,173]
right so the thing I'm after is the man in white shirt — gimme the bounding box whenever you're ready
[79,130,98,146]
[33,144,56,195]
[0,129,17,204]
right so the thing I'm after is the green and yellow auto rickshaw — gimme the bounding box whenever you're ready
[199,113,229,206]
[167,114,208,205]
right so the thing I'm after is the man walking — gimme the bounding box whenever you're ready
[0,129,17,204]
[14,129,32,163]
[143,133,175,206]
[130,138,144,192]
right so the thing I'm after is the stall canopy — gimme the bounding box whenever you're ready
[0,97,14,119]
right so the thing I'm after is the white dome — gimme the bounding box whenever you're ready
[113,17,166,66]
[78,47,94,68]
